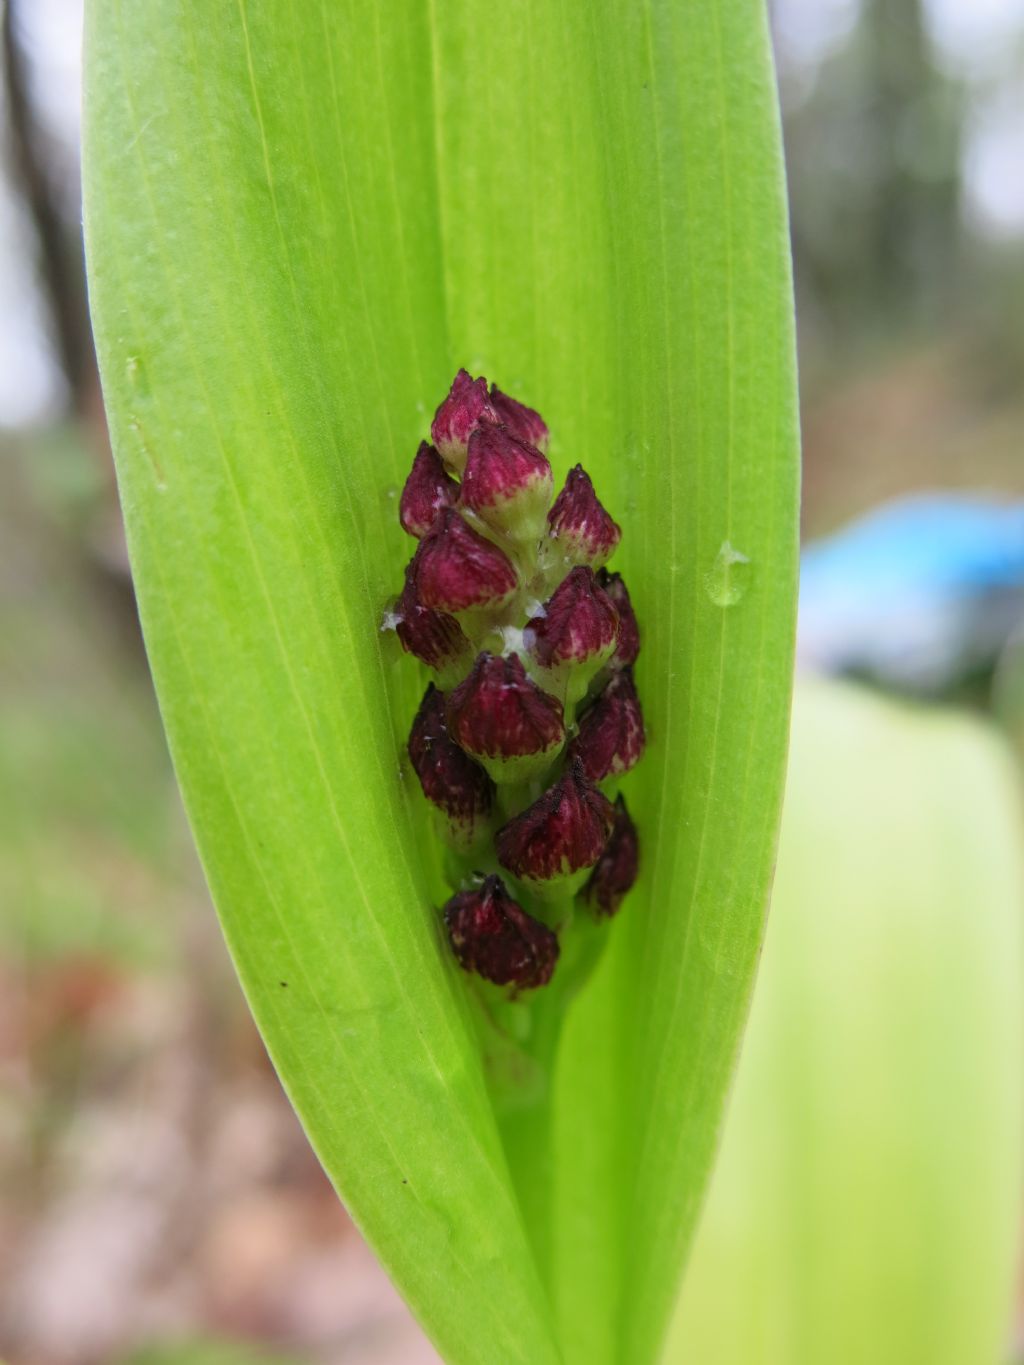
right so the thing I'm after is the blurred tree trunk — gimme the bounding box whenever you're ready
[2,0,99,420]
[863,0,962,317]
[778,0,963,347]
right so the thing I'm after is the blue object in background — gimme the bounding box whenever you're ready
[798,494,1024,693]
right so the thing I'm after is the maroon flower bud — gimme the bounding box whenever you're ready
[496,760,614,891]
[399,441,459,538]
[596,569,640,668]
[408,686,494,849]
[568,669,645,783]
[444,874,559,990]
[414,508,518,615]
[462,423,553,541]
[488,384,550,454]
[525,567,619,703]
[547,465,621,568]
[446,652,565,783]
[581,795,639,917]
[393,568,472,681]
[431,369,493,473]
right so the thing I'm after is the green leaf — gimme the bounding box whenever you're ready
[82,2,797,1362]
[667,681,1024,1364]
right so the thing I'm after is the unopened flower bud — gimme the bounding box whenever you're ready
[392,375,645,957]
[462,424,554,542]
[596,569,640,668]
[408,686,495,850]
[547,465,621,568]
[414,508,518,615]
[431,369,493,473]
[496,760,614,893]
[446,651,565,784]
[393,569,472,683]
[399,441,459,537]
[568,669,645,783]
[581,795,638,916]
[525,566,619,704]
[444,874,559,990]
[488,384,550,454]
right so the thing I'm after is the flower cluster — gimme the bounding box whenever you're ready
[389,371,644,992]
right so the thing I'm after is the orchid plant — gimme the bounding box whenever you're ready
[82,2,799,1362]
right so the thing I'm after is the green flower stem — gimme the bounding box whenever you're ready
[485,908,610,1277]
[497,993,563,1279]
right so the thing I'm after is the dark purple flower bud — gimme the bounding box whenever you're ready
[393,568,472,681]
[444,874,559,990]
[488,384,550,454]
[568,669,645,783]
[547,465,621,568]
[462,424,554,542]
[496,760,614,891]
[431,369,494,473]
[408,686,494,849]
[581,795,639,917]
[526,566,619,675]
[399,441,459,538]
[446,652,565,783]
[596,569,640,668]
[414,508,518,615]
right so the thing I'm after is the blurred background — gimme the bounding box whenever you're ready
[1,1,1022,1362]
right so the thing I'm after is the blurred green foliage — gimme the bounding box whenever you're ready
[0,442,191,965]
[786,0,962,345]
[668,680,1024,1364]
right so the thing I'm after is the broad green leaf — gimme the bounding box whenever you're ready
[667,680,1024,1364]
[83,2,797,1362]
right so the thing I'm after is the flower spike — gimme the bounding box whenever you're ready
[462,423,553,542]
[496,760,614,893]
[596,569,640,668]
[447,652,565,784]
[414,508,518,614]
[488,384,550,454]
[525,566,619,704]
[581,795,639,917]
[444,875,559,990]
[547,464,622,568]
[526,567,619,669]
[408,686,495,850]
[399,441,459,538]
[393,568,472,683]
[568,668,646,784]
[390,376,644,985]
[431,369,493,473]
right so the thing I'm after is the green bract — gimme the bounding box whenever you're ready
[82,2,799,1362]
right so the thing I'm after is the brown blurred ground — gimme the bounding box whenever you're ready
[802,337,1024,534]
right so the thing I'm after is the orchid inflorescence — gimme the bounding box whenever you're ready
[388,370,645,991]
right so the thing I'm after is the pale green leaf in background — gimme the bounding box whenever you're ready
[82,1,799,1361]
[667,680,1024,1365]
